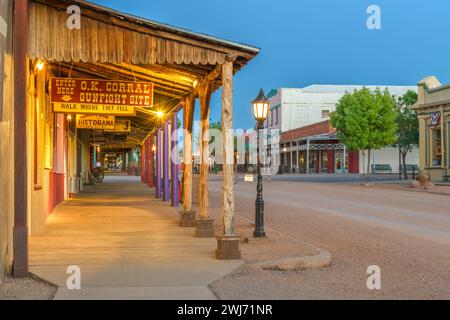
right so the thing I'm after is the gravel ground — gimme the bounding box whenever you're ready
[0,276,57,300]
[209,180,450,299]
[376,182,450,195]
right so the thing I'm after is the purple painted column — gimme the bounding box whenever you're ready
[155,128,162,198]
[171,112,179,207]
[163,121,170,202]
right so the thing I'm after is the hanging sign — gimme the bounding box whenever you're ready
[430,112,441,126]
[50,78,153,115]
[104,120,131,133]
[76,114,115,130]
[101,143,140,150]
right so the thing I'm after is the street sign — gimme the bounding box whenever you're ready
[50,77,153,115]
[75,114,115,130]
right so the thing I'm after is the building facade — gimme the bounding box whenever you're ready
[1,0,258,279]
[268,85,419,174]
[0,0,14,280]
[415,76,450,182]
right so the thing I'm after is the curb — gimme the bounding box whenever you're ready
[247,250,332,271]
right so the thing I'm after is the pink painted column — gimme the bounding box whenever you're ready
[171,112,179,207]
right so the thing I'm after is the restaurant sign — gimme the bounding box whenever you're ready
[50,78,153,115]
[76,114,115,130]
[104,120,131,133]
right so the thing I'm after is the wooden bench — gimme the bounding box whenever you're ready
[400,164,419,173]
[400,164,419,179]
[444,170,450,183]
[371,164,392,174]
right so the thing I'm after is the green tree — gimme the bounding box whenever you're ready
[396,90,419,179]
[331,88,398,182]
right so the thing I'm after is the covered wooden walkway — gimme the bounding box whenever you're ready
[11,0,259,277]
[29,175,241,299]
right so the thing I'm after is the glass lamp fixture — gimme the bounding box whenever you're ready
[252,89,270,123]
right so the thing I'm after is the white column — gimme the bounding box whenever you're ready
[306,139,310,174]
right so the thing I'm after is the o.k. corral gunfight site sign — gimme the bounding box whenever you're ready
[75,114,116,130]
[50,78,154,115]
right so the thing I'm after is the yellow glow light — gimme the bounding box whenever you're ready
[193,80,198,88]
[156,111,164,118]
[35,61,45,72]
[67,114,72,120]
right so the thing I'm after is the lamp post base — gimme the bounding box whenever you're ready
[253,229,266,238]
[215,235,241,260]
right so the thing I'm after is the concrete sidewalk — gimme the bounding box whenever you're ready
[29,175,241,300]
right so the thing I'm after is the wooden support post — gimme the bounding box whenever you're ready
[156,128,162,198]
[220,60,235,236]
[196,83,214,237]
[199,83,212,220]
[171,112,179,207]
[216,58,240,260]
[13,0,29,278]
[180,97,197,226]
[148,133,154,187]
[141,140,146,183]
[163,121,170,202]
[183,96,195,212]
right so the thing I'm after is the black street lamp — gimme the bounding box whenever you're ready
[252,89,270,238]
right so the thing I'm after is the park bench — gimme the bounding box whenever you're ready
[400,164,419,173]
[400,164,419,179]
[371,164,392,174]
[444,170,450,183]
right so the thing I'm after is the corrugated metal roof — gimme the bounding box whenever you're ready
[80,0,260,54]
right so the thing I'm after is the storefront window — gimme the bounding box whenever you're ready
[431,128,442,166]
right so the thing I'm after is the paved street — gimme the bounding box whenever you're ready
[264,174,402,184]
[209,179,450,299]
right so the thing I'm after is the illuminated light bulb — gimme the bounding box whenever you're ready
[35,61,44,72]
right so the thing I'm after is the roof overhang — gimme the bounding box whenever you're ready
[29,0,259,144]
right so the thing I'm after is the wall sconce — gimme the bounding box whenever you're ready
[33,60,45,72]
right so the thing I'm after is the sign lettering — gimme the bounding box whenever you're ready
[50,78,153,115]
[76,114,115,129]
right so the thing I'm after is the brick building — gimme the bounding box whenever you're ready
[269,85,419,175]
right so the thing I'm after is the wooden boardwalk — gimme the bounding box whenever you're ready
[30,175,218,266]
[28,175,241,299]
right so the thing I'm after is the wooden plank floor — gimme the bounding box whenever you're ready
[29,175,217,267]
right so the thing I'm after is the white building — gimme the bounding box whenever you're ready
[266,85,419,175]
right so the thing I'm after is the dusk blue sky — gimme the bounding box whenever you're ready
[92,0,450,129]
